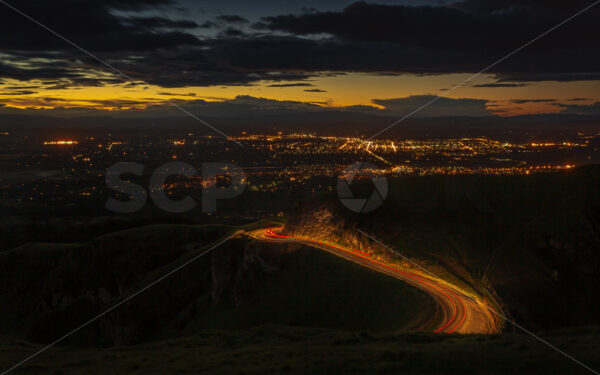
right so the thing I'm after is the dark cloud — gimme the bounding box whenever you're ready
[254,1,600,81]
[0,0,201,86]
[99,46,314,87]
[267,83,314,87]
[0,94,495,119]
[123,16,198,29]
[218,28,247,37]
[0,96,157,109]
[0,0,598,90]
[257,2,485,46]
[3,85,42,90]
[454,0,594,15]
[0,90,36,95]
[102,0,175,10]
[371,95,492,117]
[496,73,600,82]
[0,94,329,118]
[216,15,249,24]
[472,83,528,88]
[304,88,327,92]
[208,36,490,74]
[158,92,197,96]
[257,1,583,52]
[199,21,218,28]
[555,101,600,115]
[0,61,85,81]
[509,99,556,104]
[0,1,201,52]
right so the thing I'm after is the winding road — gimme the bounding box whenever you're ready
[249,226,499,334]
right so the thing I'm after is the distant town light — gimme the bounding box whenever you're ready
[43,140,78,145]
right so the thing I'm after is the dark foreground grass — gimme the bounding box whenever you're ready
[2,326,600,374]
[183,242,435,334]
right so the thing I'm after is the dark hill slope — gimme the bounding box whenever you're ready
[0,224,432,346]
[3,326,600,375]
[284,166,600,330]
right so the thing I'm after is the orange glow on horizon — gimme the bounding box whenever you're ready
[0,73,598,117]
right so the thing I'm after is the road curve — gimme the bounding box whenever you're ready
[249,226,499,334]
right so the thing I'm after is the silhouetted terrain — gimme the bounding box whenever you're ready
[3,167,600,373]
[0,223,431,348]
[285,165,600,331]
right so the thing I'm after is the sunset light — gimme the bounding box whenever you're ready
[1,1,600,374]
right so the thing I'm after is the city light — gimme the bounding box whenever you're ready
[43,140,78,145]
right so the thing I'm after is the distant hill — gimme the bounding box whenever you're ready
[2,112,600,139]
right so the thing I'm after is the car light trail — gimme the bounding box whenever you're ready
[262,227,469,334]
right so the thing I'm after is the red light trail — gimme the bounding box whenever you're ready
[262,227,469,334]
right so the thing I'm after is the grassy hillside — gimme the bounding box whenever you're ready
[284,166,600,330]
[3,172,600,373]
[179,243,433,334]
[0,222,433,348]
[0,224,232,344]
[3,326,600,374]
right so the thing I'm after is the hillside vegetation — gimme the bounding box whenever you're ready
[0,223,432,347]
[285,166,600,330]
[3,326,600,374]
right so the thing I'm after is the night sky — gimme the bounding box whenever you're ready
[0,0,598,119]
